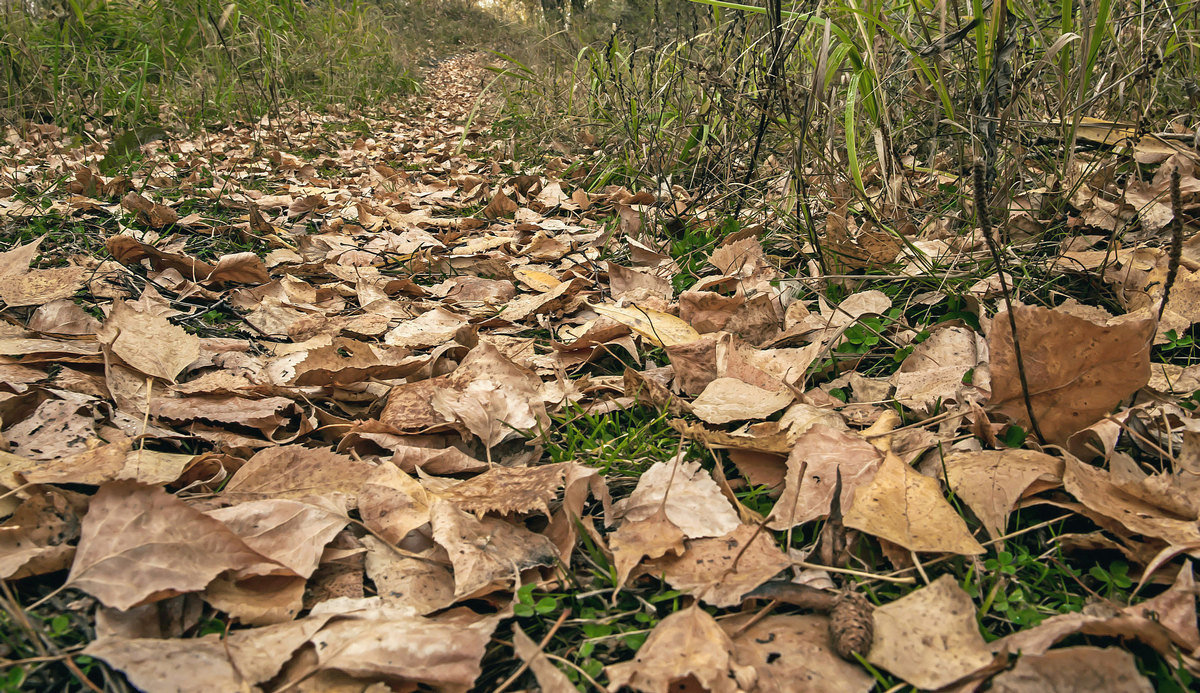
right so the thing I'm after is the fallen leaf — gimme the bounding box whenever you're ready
[98,301,200,382]
[942,449,1063,540]
[988,646,1152,693]
[988,305,1153,445]
[867,574,995,689]
[430,500,558,599]
[613,458,740,539]
[513,624,576,693]
[689,376,794,424]
[68,482,276,610]
[843,450,985,555]
[651,524,791,607]
[610,508,687,587]
[722,613,875,693]
[590,301,701,347]
[605,606,750,693]
[767,424,882,530]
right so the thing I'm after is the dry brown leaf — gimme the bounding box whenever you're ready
[651,524,791,607]
[306,605,500,688]
[988,305,1154,445]
[84,615,325,692]
[722,613,874,693]
[0,265,86,307]
[0,487,84,579]
[942,450,1063,540]
[842,450,985,555]
[362,535,454,614]
[590,301,701,347]
[382,340,547,442]
[222,446,375,508]
[98,301,200,382]
[891,325,987,416]
[357,463,432,545]
[767,424,882,530]
[512,623,576,692]
[605,606,750,693]
[121,191,179,228]
[610,507,687,587]
[1063,454,1200,550]
[429,500,558,599]
[68,481,276,610]
[204,498,347,578]
[438,462,567,516]
[867,574,995,689]
[993,561,1199,658]
[988,646,1152,693]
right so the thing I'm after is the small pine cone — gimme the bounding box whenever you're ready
[828,591,874,661]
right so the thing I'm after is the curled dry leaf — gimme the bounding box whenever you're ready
[988,305,1154,445]
[988,646,1152,693]
[382,340,547,444]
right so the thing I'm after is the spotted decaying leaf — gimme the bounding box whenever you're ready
[988,305,1154,445]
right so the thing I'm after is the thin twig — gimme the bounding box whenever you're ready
[974,160,1046,444]
[1158,169,1184,322]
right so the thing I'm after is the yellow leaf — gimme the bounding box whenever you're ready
[589,303,700,347]
[513,269,562,292]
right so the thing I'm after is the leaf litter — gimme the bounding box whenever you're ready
[1,53,1199,692]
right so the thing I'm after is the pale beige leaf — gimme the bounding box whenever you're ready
[767,424,882,530]
[942,450,1063,540]
[222,446,374,508]
[613,458,740,539]
[867,574,994,689]
[723,613,875,693]
[429,500,558,599]
[362,535,453,615]
[205,498,347,577]
[690,377,794,424]
[988,647,1152,693]
[99,301,200,382]
[513,624,576,693]
[610,508,686,587]
[605,606,743,693]
[652,524,791,607]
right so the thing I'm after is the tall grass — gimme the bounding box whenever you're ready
[0,0,430,132]
[497,0,1199,272]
